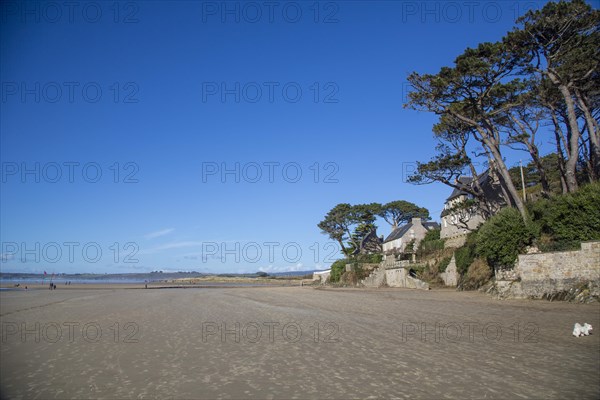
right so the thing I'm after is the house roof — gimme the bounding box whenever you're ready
[423,221,440,230]
[383,223,412,243]
[446,176,474,201]
[383,220,440,244]
[445,170,492,202]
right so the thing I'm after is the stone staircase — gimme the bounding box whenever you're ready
[360,258,429,290]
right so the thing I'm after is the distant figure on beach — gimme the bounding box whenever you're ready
[145,284,148,289]
[25,286,28,291]
[49,283,53,290]
[53,284,57,290]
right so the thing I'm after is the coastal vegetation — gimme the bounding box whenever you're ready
[315,1,599,290]
[405,0,599,222]
[453,182,600,288]
[402,0,599,288]
[317,201,429,256]
[328,254,383,284]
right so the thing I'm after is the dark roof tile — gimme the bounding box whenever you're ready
[383,223,412,243]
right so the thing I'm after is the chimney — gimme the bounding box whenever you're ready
[411,217,422,226]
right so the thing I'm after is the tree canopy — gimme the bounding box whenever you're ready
[318,200,430,256]
[377,200,430,228]
[405,0,599,221]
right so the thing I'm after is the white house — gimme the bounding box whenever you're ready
[382,217,440,256]
[440,170,506,246]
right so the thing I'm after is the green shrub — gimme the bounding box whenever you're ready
[329,259,348,283]
[455,231,478,275]
[418,239,445,254]
[476,208,536,269]
[438,256,452,273]
[461,258,493,290]
[354,253,383,264]
[423,228,441,242]
[404,239,416,254]
[530,183,600,251]
[340,264,370,285]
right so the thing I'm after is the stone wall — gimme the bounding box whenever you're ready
[360,259,429,290]
[516,241,599,283]
[384,268,429,290]
[345,263,379,272]
[443,235,467,249]
[440,255,458,286]
[360,268,386,287]
[495,241,600,299]
[312,270,331,283]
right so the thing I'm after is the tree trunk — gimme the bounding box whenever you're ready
[449,113,528,220]
[526,142,551,196]
[575,89,600,181]
[482,137,529,221]
[507,113,550,196]
[466,157,493,217]
[554,83,581,192]
[549,108,569,193]
[579,135,595,183]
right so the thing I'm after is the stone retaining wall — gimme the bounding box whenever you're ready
[444,235,467,249]
[495,241,600,299]
[360,259,429,290]
[312,270,331,283]
[360,268,386,287]
[384,268,429,290]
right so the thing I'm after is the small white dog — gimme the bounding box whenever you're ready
[573,323,593,337]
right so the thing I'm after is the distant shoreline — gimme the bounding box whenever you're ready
[0,275,305,290]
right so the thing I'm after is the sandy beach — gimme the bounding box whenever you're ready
[1,286,599,399]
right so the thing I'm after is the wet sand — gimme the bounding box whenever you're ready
[1,286,599,399]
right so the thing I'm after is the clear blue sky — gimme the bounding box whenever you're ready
[0,0,567,274]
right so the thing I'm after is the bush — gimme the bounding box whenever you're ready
[419,263,444,285]
[340,264,370,285]
[438,256,452,273]
[329,259,348,283]
[418,239,445,255]
[461,258,492,290]
[416,228,445,259]
[423,228,441,242]
[476,208,536,269]
[455,231,478,275]
[403,239,416,254]
[354,253,383,264]
[530,182,600,251]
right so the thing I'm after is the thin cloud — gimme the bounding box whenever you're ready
[140,241,204,255]
[259,263,306,273]
[144,228,175,240]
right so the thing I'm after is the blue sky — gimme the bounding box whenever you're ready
[0,0,571,274]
